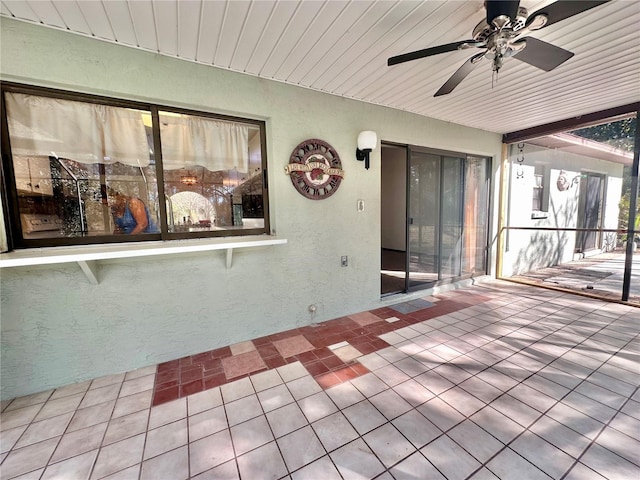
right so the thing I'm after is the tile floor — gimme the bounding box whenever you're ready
[1,280,639,480]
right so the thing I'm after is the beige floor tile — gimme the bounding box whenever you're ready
[257,384,295,413]
[124,365,156,381]
[266,402,308,439]
[298,392,338,423]
[119,375,155,398]
[369,389,412,420]
[0,437,59,479]
[342,400,386,435]
[0,405,42,432]
[237,441,286,480]
[103,410,149,446]
[390,451,446,480]
[276,362,308,382]
[140,445,188,480]
[41,449,98,480]
[249,370,283,393]
[68,401,115,432]
[286,376,322,401]
[0,424,28,454]
[291,455,341,480]
[90,433,145,480]
[392,409,442,448]
[421,435,481,480]
[143,418,187,460]
[79,384,120,409]
[230,415,273,455]
[111,390,152,419]
[272,335,315,359]
[5,391,53,412]
[50,381,91,401]
[14,412,74,449]
[363,423,415,468]
[34,393,85,422]
[325,382,365,409]
[448,420,504,463]
[191,459,239,480]
[220,377,254,403]
[188,387,223,415]
[90,373,126,390]
[311,412,358,453]
[277,425,325,472]
[148,397,186,430]
[416,397,465,432]
[224,395,262,426]
[189,429,234,476]
[50,422,108,463]
[188,405,228,442]
[329,438,385,480]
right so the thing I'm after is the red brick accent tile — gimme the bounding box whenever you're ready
[222,350,267,379]
[252,336,272,346]
[156,368,179,385]
[181,367,203,383]
[155,379,179,390]
[202,358,223,373]
[257,344,280,359]
[152,386,179,406]
[333,366,360,382]
[157,359,180,373]
[269,329,301,342]
[191,352,213,363]
[313,347,334,360]
[322,355,345,370]
[204,372,227,389]
[210,346,232,359]
[305,361,331,377]
[351,363,370,376]
[273,335,316,358]
[180,379,204,397]
[264,356,287,369]
[315,372,342,389]
[294,351,318,363]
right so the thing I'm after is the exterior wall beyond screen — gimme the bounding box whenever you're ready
[502,144,624,277]
[0,18,501,400]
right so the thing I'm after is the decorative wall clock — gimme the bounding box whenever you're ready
[285,139,344,200]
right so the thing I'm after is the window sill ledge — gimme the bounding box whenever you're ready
[0,235,287,283]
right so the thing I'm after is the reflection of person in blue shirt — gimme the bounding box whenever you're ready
[109,190,159,235]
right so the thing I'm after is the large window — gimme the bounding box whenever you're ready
[1,84,268,248]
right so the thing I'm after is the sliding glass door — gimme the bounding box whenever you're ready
[406,148,489,291]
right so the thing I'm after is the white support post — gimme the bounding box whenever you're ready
[226,248,233,269]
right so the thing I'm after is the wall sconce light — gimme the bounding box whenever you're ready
[356,131,377,170]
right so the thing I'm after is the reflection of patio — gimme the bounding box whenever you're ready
[509,252,640,306]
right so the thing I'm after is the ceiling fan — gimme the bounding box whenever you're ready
[387,0,609,96]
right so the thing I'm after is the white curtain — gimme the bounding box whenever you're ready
[5,92,150,167]
[159,113,249,172]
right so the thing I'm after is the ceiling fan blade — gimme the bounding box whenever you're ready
[388,40,478,66]
[513,37,574,71]
[485,1,520,25]
[526,0,609,28]
[434,52,484,97]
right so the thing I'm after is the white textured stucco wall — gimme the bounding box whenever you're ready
[503,144,624,277]
[0,18,502,400]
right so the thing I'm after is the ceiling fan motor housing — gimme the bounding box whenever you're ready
[485,0,520,26]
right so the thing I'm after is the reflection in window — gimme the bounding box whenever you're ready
[159,112,264,233]
[5,92,159,240]
[2,86,268,248]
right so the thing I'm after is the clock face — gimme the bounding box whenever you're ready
[285,139,344,200]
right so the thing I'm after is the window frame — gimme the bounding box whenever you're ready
[0,83,270,250]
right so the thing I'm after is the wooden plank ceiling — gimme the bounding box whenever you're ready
[2,0,639,134]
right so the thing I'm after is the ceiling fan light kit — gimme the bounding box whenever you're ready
[388,0,609,96]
